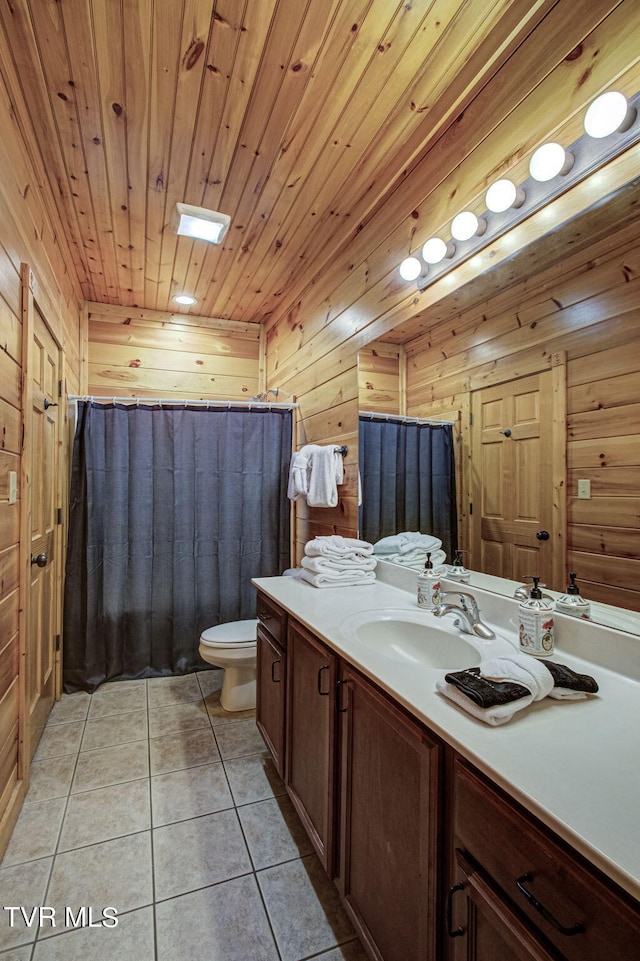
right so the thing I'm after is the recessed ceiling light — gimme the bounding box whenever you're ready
[173,294,197,306]
[172,202,231,244]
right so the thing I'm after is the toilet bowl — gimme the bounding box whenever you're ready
[199,619,259,712]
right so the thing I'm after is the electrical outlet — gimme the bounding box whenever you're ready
[8,471,17,504]
[577,479,591,500]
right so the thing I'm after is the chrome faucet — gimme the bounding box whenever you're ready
[432,591,495,640]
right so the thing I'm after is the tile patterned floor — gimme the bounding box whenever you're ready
[0,672,369,961]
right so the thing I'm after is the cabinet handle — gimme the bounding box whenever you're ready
[258,611,273,620]
[336,678,349,712]
[515,873,585,936]
[271,658,281,683]
[317,665,330,695]
[446,882,465,938]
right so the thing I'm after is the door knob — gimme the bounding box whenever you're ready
[500,428,512,436]
[31,553,48,567]
[536,531,550,541]
[44,398,58,410]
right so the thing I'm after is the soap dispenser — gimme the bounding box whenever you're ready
[447,549,471,585]
[518,576,555,657]
[555,572,591,620]
[417,552,442,610]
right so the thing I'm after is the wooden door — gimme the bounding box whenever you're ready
[25,306,61,759]
[285,621,337,875]
[338,664,441,961]
[470,367,565,591]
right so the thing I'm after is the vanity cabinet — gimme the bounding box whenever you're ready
[285,620,338,874]
[256,592,287,778]
[448,758,640,961]
[337,662,441,961]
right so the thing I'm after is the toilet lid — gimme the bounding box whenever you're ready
[200,618,259,649]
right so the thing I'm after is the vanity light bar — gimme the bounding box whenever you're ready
[399,89,640,290]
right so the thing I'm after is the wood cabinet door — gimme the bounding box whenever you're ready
[285,621,337,875]
[256,625,286,777]
[337,664,441,961]
[470,367,565,591]
[448,850,560,961]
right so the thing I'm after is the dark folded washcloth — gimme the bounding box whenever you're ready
[444,667,532,709]
[543,660,599,694]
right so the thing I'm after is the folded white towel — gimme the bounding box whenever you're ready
[304,535,374,558]
[387,548,447,569]
[373,532,442,555]
[299,568,377,589]
[301,555,377,574]
[435,655,554,726]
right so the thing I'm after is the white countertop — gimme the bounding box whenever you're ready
[253,569,640,903]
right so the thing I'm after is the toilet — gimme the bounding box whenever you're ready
[198,619,259,712]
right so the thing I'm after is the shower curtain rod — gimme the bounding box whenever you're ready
[67,395,299,409]
[359,410,454,426]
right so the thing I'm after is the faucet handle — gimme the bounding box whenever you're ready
[440,591,479,617]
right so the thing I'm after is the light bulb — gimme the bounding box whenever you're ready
[422,237,449,264]
[485,179,524,213]
[399,257,422,281]
[584,91,632,138]
[529,143,573,182]
[451,211,483,241]
[173,294,197,306]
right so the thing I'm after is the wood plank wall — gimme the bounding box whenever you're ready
[404,218,640,611]
[0,36,82,854]
[264,0,640,566]
[358,345,403,416]
[86,304,262,401]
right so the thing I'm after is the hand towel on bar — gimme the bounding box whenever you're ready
[287,449,311,501]
[373,532,443,555]
[304,535,374,558]
[306,445,344,508]
[301,555,378,574]
[299,568,377,589]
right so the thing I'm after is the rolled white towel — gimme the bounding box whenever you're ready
[435,655,554,726]
[299,569,377,589]
[304,535,374,558]
[301,555,377,574]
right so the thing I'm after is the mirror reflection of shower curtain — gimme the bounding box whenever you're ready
[63,402,292,692]
[358,415,457,558]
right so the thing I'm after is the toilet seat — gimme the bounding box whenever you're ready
[200,619,258,649]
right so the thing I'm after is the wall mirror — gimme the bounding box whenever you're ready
[357,175,640,637]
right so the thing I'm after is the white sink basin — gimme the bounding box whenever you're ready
[340,608,483,670]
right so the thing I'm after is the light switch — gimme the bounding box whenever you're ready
[8,471,18,504]
[577,479,591,500]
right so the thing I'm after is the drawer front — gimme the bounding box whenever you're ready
[453,759,640,961]
[256,592,287,647]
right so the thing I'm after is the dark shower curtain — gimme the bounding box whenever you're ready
[359,415,458,559]
[63,402,292,692]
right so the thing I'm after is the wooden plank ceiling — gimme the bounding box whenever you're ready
[0,0,562,322]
